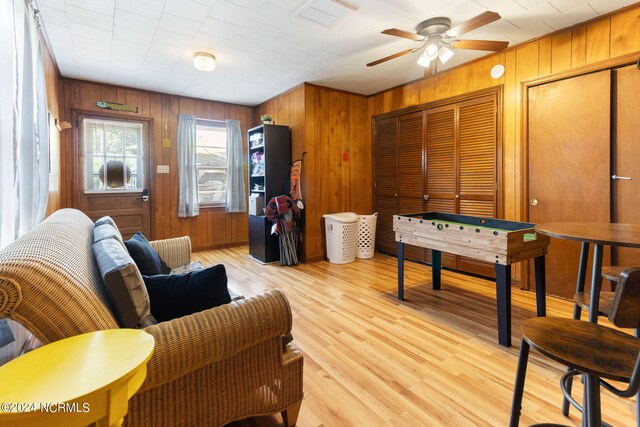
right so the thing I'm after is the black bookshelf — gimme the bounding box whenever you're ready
[247,124,291,263]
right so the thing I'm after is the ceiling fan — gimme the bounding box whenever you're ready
[367,11,509,75]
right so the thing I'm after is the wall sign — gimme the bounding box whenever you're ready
[96,101,138,113]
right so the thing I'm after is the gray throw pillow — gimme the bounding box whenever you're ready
[93,238,155,328]
[94,222,125,248]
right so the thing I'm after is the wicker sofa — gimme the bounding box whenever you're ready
[0,208,304,426]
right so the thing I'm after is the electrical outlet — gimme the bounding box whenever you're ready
[157,165,169,174]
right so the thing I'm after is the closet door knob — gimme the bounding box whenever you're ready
[612,175,632,180]
[530,199,538,206]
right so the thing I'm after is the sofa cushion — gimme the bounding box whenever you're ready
[94,222,125,248]
[125,232,171,276]
[142,264,231,322]
[93,238,156,328]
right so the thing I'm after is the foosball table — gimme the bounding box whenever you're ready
[394,212,550,347]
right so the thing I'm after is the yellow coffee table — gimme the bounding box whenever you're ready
[0,329,154,426]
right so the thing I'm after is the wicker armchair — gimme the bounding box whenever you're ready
[0,209,304,426]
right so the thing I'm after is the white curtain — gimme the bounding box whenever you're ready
[0,0,50,249]
[225,119,246,213]
[177,114,199,217]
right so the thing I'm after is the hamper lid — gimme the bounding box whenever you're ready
[323,212,358,223]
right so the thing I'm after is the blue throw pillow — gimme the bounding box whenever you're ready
[143,264,231,322]
[124,232,171,276]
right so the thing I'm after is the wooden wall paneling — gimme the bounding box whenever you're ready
[514,42,539,224]
[449,67,468,96]
[349,96,359,212]
[124,89,143,117]
[435,73,451,99]
[539,38,552,75]
[610,7,640,57]
[503,50,517,220]
[551,32,572,73]
[418,78,435,105]
[320,88,331,244]
[149,92,162,240]
[571,27,587,68]
[586,19,611,64]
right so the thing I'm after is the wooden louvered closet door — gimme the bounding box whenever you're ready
[457,95,498,277]
[374,117,398,254]
[374,113,424,257]
[397,111,425,261]
[424,95,498,274]
[425,105,456,268]
[373,90,499,276]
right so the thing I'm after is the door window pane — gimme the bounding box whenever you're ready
[82,118,145,192]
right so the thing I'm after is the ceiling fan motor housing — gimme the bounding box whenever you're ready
[415,17,452,37]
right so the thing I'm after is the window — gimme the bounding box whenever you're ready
[196,121,227,205]
[82,118,144,192]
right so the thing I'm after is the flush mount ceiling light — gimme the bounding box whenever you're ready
[193,52,216,71]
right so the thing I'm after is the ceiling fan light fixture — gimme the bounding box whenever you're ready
[193,52,216,71]
[438,45,454,64]
[417,53,431,68]
[424,42,439,61]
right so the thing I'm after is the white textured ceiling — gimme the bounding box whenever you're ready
[35,0,638,105]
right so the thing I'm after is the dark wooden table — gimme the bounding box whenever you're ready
[395,212,550,347]
[535,222,640,322]
[535,222,640,427]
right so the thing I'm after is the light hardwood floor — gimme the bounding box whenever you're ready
[195,246,637,427]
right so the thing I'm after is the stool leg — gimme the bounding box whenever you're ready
[563,242,591,416]
[584,374,601,427]
[510,339,530,427]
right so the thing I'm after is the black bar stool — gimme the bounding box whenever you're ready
[510,268,640,427]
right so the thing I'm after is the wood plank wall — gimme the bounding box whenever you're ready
[58,79,254,249]
[254,84,369,261]
[368,5,640,281]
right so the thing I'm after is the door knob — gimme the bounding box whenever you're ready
[424,195,429,201]
[530,199,538,206]
[137,189,149,202]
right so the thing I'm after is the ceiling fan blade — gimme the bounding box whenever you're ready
[367,48,419,67]
[382,28,423,41]
[445,11,501,38]
[452,39,509,51]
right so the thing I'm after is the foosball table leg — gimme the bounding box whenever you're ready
[496,264,512,347]
[432,250,441,291]
[398,242,405,301]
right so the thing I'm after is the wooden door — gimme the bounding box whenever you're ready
[613,65,640,267]
[77,115,151,239]
[457,95,498,277]
[528,71,611,298]
[425,105,456,268]
[374,117,398,254]
[397,111,425,261]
